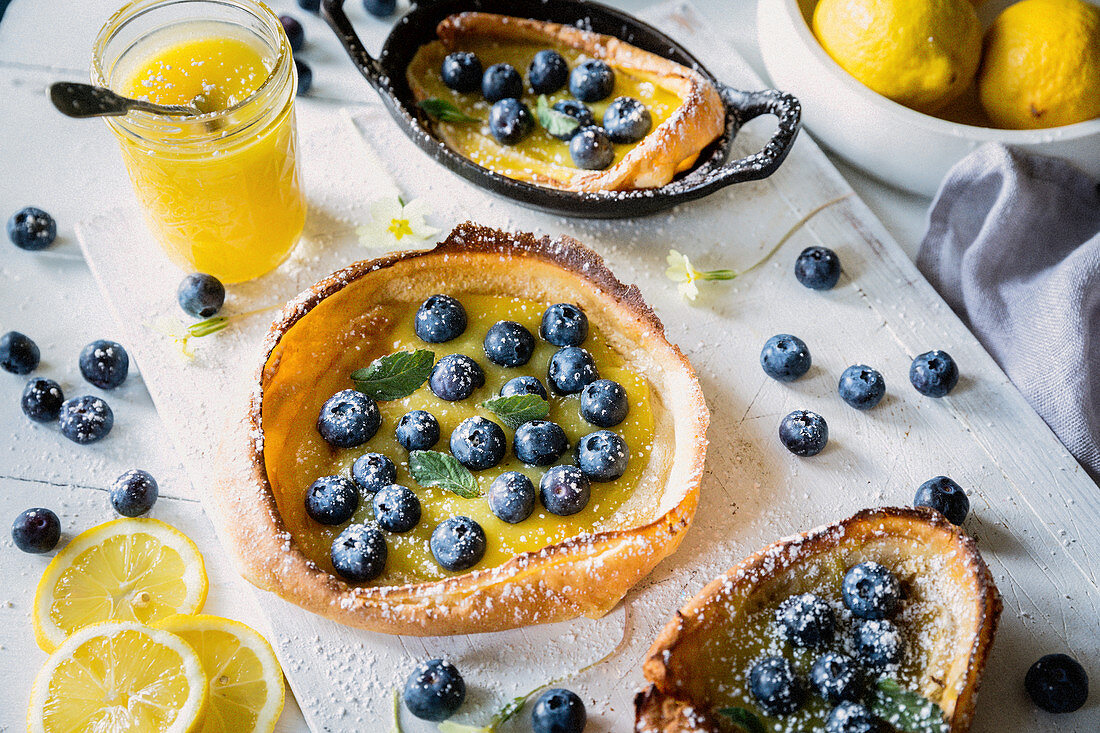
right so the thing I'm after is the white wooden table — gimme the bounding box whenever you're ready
[0,0,1092,731]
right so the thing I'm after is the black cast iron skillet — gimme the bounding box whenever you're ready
[322,0,802,218]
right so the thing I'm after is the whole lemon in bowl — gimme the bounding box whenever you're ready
[977,0,1100,130]
[812,0,983,114]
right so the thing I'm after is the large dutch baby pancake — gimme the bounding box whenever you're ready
[215,223,708,635]
[635,507,1002,733]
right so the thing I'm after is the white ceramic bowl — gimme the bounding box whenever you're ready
[757,0,1100,196]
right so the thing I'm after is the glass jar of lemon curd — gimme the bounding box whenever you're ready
[93,0,306,283]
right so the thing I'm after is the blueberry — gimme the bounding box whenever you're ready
[775,593,835,648]
[58,395,113,444]
[352,452,397,494]
[838,364,885,410]
[854,619,904,669]
[580,379,629,427]
[602,97,652,143]
[415,294,467,343]
[500,375,548,399]
[568,126,614,170]
[539,465,591,516]
[488,98,535,145]
[317,389,380,448]
[372,484,421,532]
[430,354,485,401]
[0,331,40,374]
[483,320,535,366]
[330,523,387,582]
[450,416,506,470]
[569,59,614,102]
[363,0,396,18]
[430,515,486,571]
[177,273,225,318]
[531,688,586,733]
[7,207,56,251]
[297,0,320,12]
[825,701,880,733]
[441,52,482,93]
[778,410,828,456]
[110,469,159,517]
[280,15,304,52]
[78,339,129,390]
[914,475,970,525]
[513,420,568,466]
[403,658,466,722]
[295,59,312,95]
[1025,653,1089,713]
[810,652,862,703]
[795,246,842,290]
[305,475,360,525]
[396,409,440,451]
[482,63,523,102]
[748,656,803,716]
[909,350,958,398]
[760,334,811,382]
[487,471,536,524]
[547,346,598,394]
[575,430,629,482]
[540,303,588,347]
[21,378,63,422]
[546,99,595,139]
[842,561,901,620]
[11,508,60,553]
[528,50,569,94]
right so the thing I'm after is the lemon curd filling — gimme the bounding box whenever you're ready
[263,295,656,586]
[407,38,685,180]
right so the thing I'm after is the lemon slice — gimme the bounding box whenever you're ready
[33,518,208,652]
[154,614,286,733]
[27,620,208,733]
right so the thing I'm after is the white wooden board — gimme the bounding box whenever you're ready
[67,2,1098,731]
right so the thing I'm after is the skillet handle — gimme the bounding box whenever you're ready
[322,0,385,88]
[710,86,802,185]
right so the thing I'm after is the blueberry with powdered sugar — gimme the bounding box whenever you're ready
[810,652,863,703]
[415,294,467,343]
[403,658,466,721]
[488,471,536,524]
[396,409,440,451]
[450,416,506,470]
[305,475,359,525]
[58,395,113,444]
[514,420,568,466]
[603,96,652,143]
[430,515,486,571]
[500,375,548,399]
[372,484,421,533]
[547,346,599,394]
[540,465,590,516]
[842,561,901,619]
[430,354,484,401]
[855,618,904,670]
[79,339,129,390]
[824,700,880,733]
[775,592,836,648]
[540,303,588,347]
[749,655,804,715]
[483,320,535,367]
[575,429,629,482]
[330,522,387,582]
[580,378,628,427]
[316,389,380,448]
[21,378,64,422]
[351,452,396,494]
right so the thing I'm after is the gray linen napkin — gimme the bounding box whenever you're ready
[918,143,1100,479]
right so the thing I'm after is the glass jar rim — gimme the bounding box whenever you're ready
[91,0,292,143]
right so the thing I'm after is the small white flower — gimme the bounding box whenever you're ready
[665,249,703,301]
[357,197,439,250]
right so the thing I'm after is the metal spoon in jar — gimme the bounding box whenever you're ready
[49,81,207,118]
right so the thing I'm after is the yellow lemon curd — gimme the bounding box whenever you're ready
[262,295,655,585]
[112,28,305,283]
[408,38,684,180]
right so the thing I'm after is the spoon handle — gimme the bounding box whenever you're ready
[49,82,198,118]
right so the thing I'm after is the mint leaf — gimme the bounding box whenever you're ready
[717,707,765,733]
[536,94,580,138]
[419,98,478,123]
[409,450,479,499]
[480,394,549,430]
[351,350,434,401]
[870,678,949,733]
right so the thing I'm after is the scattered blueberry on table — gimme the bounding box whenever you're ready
[749,655,803,715]
[371,484,421,533]
[296,0,321,12]
[363,0,397,19]
[317,389,380,448]
[760,334,811,382]
[58,395,113,444]
[837,364,885,410]
[7,206,56,251]
[794,245,841,290]
[330,522,387,581]
[177,273,225,318]
[11,507,61,554]
[441,52,482,93]
[909,349,959,397]
[778,409,828,456]
[295,59,313,96]
[487,471,536,524]
[429,515,486,571]
[78,339,129,390]
[279,15,304,52]
[539,465,591,516]
[109,469,159,517]
[305,475,360,525]
[527,49,569,95]
[0,331,41,374]
[531,688,586,733]
[403,658,466,722]
[1025,653,1089,713]
[914,475,969,525]
[21,378,64,423]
